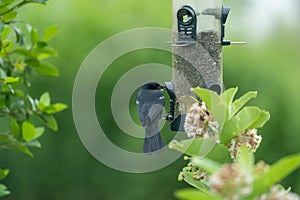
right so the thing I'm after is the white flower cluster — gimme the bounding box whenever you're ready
[256,185,300,200]
[228,129,262,160]
[209,163,253,200]
[253,161,270,180]
[184,102,218,140]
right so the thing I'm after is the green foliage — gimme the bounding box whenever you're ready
[43,25,59,41]
[0,184,10,197]
[175,149,300,200]
[250,153,300,199]
[188,157,221,175]
[221,106,270,144]
[178,172,209,192]
[171,88,300,200]
[237,146,254,174]
[0,168,9,181]
[191,87,270,144]
[169,138,232,164]
[175,188,222,200]
[0,168,10,197]
[0,0,66,196]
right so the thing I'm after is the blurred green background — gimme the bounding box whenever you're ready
[1,0,300,199]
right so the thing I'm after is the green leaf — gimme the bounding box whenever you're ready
[36,41,47,48]
[11,144,34,157]
[15,61,25,71]
[38,114,58,131]
[22,121,44,142]
[22,121,35,142]
[175,189,221,200]
[34,62,59,77]
[26,140,42,148]
[169,138,232,163]
[39,46,58,57]
[43,25,59,41]
[0,0,14,7]
[233,107,262,132]
[0,134,10,143]
[14,48,32,56]
[249,153,300,199]
[2,136,35,157]
[13,27,25,45]
[247,110,270,130]
[34,127,45,140]
[0,25,11,40]
[0,22,4,33]
[0,68,7,79]
[192,87,217,111]
[0,184,10,197]
[14,89,25,97]
[26,57,39,67]
[0,6,9,15]
[229,91,257,119]
[27,0,48,3]
[237,146,254,173]
[192,87,226,128]
[191,157,222,174]
[4,76,19,84]
[220,107,268,144]
[31,28,39,44]
[37,53,50,60]
[221,87,238,106]
[39,92,50,107]
[26,95,37,111]
[11,118,20,138]
[1,11,17,22]
[45,115,57,131]
[181,172,209,192]
[44,103,68,114]
[0,168,9,180]
[2,40,13,51]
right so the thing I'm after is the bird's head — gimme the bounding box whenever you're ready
[141,82,164,90]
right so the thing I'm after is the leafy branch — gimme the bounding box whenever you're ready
[170,87,300,200]
[0,0,66,197]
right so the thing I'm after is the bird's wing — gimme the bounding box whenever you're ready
[148,104,163,123]
[140,103,151,126]
[137,88,165,126]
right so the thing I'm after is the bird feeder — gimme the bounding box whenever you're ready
[173,0,223,92]
[135,1,245,133]
[166,0,235,131]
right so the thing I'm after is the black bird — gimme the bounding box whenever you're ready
[136,82,165,155]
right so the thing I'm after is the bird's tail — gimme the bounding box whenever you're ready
[143,132,165,155]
